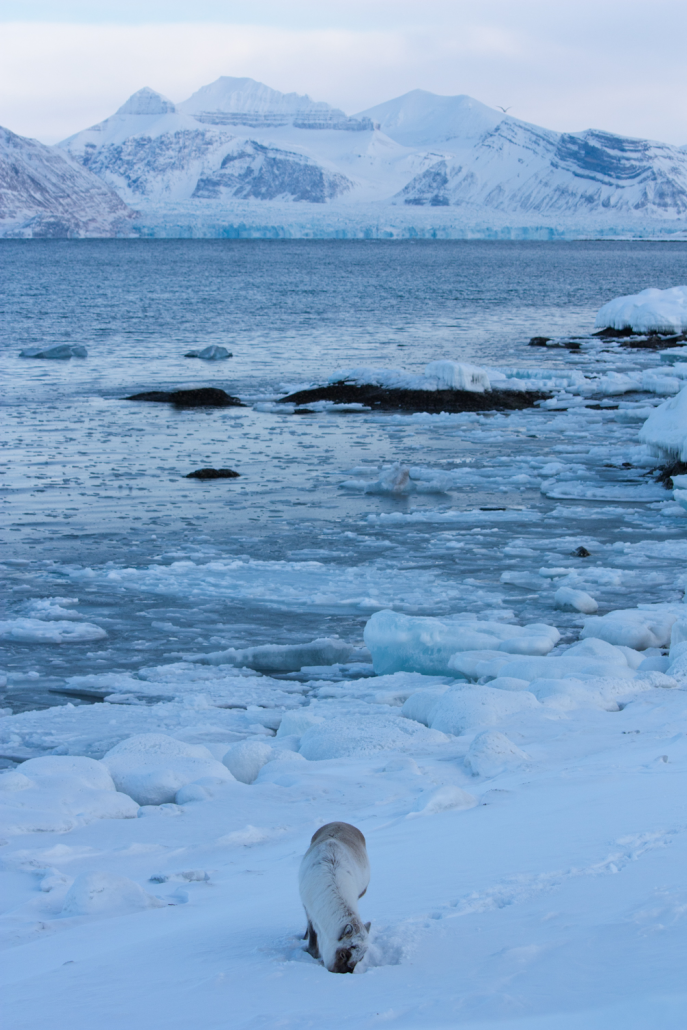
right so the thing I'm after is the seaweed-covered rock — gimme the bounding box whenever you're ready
[186,468,240,480]
[278,380,549,414]
[125,388,243,407]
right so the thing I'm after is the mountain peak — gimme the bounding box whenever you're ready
[116,88,177,117]
[178,77,345,124]
[355,90,504,148]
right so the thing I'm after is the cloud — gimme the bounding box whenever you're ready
[1,10,686,145]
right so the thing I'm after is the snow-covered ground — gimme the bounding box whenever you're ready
[3,245,687,1026]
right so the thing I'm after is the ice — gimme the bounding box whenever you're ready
[580,608,677,649]
[101,733,232,805]
[465,730,530,777]
[298,712,449,760]
[0,618,107,643]
[19,344,88,359]
[639,387,687,461]
[0,756,138,836]
[409,683,540,735]
[595,286,687,333]
[221,740,273,784]
[189,637,353,672]
[554,586,598,613]
[184,345,231,360]
[424,361,490,392]
[62,871,164,916]
[364,611,560,676]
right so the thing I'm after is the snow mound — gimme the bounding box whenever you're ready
[0,756,138,836]
[222,740,273,784]
[407,684,540,735]
[0,617,107,643]
[595,286,687,333]
[465,730,529,777]
[62,871,164,916]
[19,344,88,359]
[102,733,232,805]
[184,345,231,360]
[298,714,448,760]
[580,608,677,650]
[639,389,687,462]
[411,785,477,816]
[364,610,560,676]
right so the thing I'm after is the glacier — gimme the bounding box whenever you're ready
[36,77,687,240]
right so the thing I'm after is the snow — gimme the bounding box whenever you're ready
[61,870,166,916]
[580,608,677,649]
[595,286,687,333]
[639,386,687,461]
[101,734,233,805]
[464,730,529,777]
[221,739,272,784]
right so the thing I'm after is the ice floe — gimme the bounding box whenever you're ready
[19,344,88,359]
[595,285,687,334]
[184,345,232,360]
[0,618,107,643]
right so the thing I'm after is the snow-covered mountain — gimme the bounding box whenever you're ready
[55,78,687,238]
[0,126,135,237]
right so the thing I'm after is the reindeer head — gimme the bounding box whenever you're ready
[328,918,371,973]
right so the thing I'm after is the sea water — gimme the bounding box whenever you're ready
[2,238,687,714]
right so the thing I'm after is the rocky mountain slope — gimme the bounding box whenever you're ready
[52,78,687,238]
[0,126,135,238]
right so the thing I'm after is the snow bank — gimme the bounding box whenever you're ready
[465,730,529,777]
[0,756,138,835]
[62,871,164,916]
[102,734,232,805]
[639,388,687,461]
[184,345,231,360]
[298,713,448,760]
[595,285,687,333]
[580,608,677,650]
[19,344,88,359]
[0,617,107,643]
[364,610,560,676]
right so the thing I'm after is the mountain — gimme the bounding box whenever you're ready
[0,125,135,238]
[55,79,687,239]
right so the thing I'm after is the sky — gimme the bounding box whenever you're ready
[1,0,686,146]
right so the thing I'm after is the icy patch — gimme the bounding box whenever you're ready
[0,617,107,643]
[0,756,138,836]
[364,610,560,677]
[595,285,687,333]
[102,733,232,805]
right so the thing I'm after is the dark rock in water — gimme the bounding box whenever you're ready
[572,546,591,557]
[186,468,240,480]
[593,326,635,338]
[125,388,244,407]
[654,459,687,489]
[620,333,687,350]
[529,336,550,346]
[279,381,550,414]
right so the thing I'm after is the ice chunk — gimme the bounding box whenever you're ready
[62,872,164,916]
[580,608,677,650]
[298,713,447,760]
[184,345,232,360]
[594,286,687,334]
[0,617,107,643]
[639,388,687,462]
[189,637,353,672]
[398,685,450,726]
[221,740,273,784]
[0,756,138,836]
[19,344,88,359]
[424,685,539,735]
[465,730,529,777]
[102,733,232,806]
[478,655,636,683]
[275,710,324,738]
[554,587,598,613]
[424,361,490,392]
[364,610,559,676]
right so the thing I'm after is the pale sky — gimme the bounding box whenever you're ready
[1,0,686,146]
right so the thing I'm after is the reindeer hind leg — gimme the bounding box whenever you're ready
[304,920,320,960]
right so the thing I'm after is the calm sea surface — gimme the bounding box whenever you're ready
[2,239,687,716]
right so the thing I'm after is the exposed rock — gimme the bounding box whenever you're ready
[186,468,240,479]
[654,459,687,489]
[278,380,550,414]
[529,336,550,346]
[620,333,687,350]
[125,388,243,407]
[572,546,591,557]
